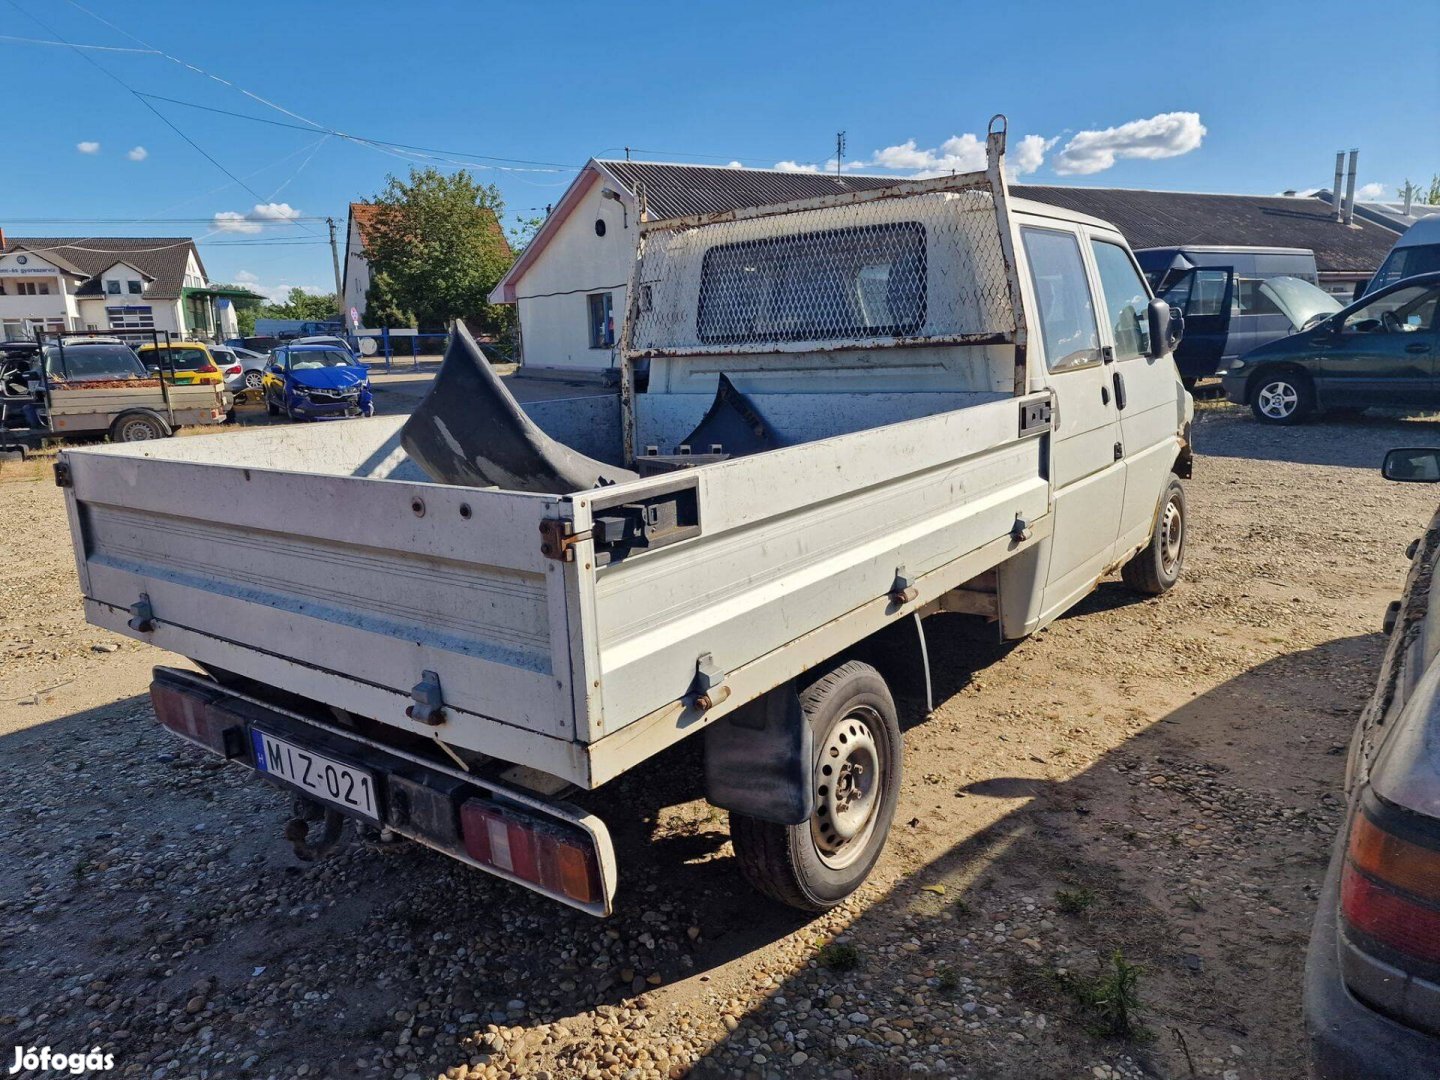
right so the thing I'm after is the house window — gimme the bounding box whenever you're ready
[37,282,49,295]
[128,280,143,295]
[106,280,121,295]
[588,292,615,349]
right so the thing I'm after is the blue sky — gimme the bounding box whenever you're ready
[3,0,1436,301]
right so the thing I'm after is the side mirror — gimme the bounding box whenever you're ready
[1147,298,1183,357]
[1382,447,1440,483]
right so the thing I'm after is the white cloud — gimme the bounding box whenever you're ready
[126,146,148,162]
[1357,181,1386,200]
[250,202,301,223]
[232,270,260,284]
[1011,134,1059,176]
[1052,111,1206,175]
[212,211,262,234]
[76,141,100,154]
[782,129,1055,180]
[229,277,324,303]
[211,202,303,234]
[726,161,744,169]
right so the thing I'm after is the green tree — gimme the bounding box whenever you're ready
[259,287,339,323]
[1429,173,1440,206]
[363,270,414,329]
[364,167,515,333]
[508,214,547,255]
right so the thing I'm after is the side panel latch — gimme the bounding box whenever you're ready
[128,594,156,633]
[539,518,592,562]
[689,652,731,712]
[407,669,446,726]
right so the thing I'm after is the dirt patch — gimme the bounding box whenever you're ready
[3,401,1439,1079]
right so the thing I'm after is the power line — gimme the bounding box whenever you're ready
[0,32,157,52]
[134,92,579,172]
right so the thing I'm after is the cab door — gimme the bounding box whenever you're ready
[1020,225,1126,620]
[1086,234,1184,557]
[1159,267,1233,380]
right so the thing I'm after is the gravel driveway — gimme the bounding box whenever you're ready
[4,401,1440,1080]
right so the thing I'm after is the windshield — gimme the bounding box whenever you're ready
[43,344,147,381]
[1258,276,1342,329]
[286,349,357,370]
[1369,244,1440,294]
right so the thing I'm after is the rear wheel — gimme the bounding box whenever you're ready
[1250,370,1313,424]
[243,370,264,391]
[730,660,902,912]
[110,413,168,443]
[1122,476,1186,595]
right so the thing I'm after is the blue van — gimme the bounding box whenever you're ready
[1135,246,1341,383]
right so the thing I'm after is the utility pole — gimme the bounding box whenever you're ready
[836,131,846,177]
[326,216,344,324]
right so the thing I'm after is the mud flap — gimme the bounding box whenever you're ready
[703,684,814,825]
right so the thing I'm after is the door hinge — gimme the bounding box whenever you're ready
[1114,441,1124,461]
[538,518,592,562]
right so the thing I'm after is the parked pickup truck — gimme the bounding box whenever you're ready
[56,120,1193,916]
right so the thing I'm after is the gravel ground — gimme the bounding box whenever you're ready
[4,400,1440,1080]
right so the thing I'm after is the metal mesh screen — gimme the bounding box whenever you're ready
[624,180,1016,357]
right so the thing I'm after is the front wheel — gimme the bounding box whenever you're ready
[730,660,902,912]
[1250,371,1313,424]
[1122,476,1186,595]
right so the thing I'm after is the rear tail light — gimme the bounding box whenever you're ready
[225,365,242,375]
[197,363,218,373]
[1341,805,1440,965]
[460,798,602,905]
[151,678,245,758]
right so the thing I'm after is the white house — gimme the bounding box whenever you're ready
[0,232,257,341]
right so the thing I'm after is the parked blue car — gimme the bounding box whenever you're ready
[264,344,373,421]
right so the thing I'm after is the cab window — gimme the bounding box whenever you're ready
[1090,241,1152,361]
[1021,228,1100,371]
[1343,284,1439,334]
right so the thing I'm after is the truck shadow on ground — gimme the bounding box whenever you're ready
[0,624,1372,1079]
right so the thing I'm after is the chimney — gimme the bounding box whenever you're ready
[1344,149,1359,226]
[1333,152,1346,222]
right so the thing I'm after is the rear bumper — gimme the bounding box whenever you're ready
[149,666,617,915]
[1304,828,1440,1079]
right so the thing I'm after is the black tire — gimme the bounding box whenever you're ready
[1122,476,1186,595]
[1249,369,1313,424]
[730,660,902,912]
[109,412,168,443]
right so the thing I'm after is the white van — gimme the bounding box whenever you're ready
[1367,216,1440,295]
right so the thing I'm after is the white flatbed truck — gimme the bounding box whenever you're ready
[57,121,1193,915]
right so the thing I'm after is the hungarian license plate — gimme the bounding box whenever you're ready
[251,729,380,821]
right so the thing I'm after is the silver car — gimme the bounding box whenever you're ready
[211,345,270,399]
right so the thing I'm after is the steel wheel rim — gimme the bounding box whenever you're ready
[1258,380,1298,419]
[244,371,264,389]
[813,707,884,870]
[120,419,157,442]
[1160,496,1184,574]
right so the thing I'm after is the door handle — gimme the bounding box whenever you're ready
[1406,342,1430,354]
[1101,384,1110,405]
[1112,371,1127,410]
